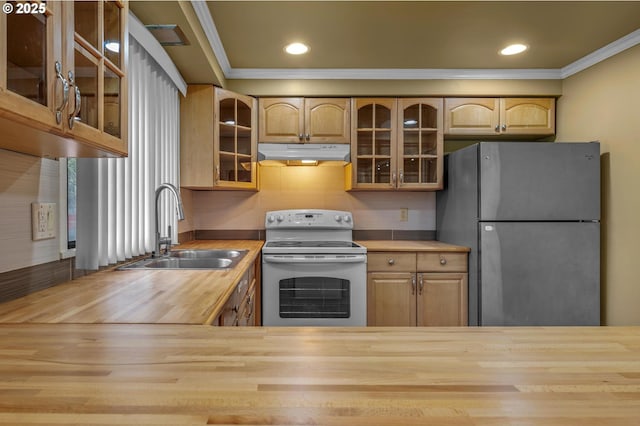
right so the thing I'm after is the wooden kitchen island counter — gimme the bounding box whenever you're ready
[0,240,263,325]
[0,324,639,425]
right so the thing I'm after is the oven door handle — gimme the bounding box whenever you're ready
[263,254,367,264]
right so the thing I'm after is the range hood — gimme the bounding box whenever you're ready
[258,143,350,164]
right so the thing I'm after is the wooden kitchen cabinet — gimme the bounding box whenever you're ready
[181,85,258,190]
[0,0,128,158]
[444,97,555,137]
[258,97,350,144]
[347,97,443,191]
[367,250,468,326]
[215,253,260,327]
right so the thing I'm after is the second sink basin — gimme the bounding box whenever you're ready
[145,257,233,269]
[118,249,248,270]
[169,249,245,259]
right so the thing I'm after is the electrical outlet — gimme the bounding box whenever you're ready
[32,202,56,241]
[399,208,408,222]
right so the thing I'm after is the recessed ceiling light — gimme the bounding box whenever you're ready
[500,43,528,56]
[285,42,309,55]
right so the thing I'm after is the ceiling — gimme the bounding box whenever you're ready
[129,1,640,85]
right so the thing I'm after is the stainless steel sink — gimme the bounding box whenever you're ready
[118,249,248,270]
[169,249,246,259]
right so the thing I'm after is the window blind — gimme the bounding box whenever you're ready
[75,38,180,270]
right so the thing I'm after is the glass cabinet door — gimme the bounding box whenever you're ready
[215,88,257,189]
[1,1,63,129]
[351,99,397,189]
[65,0,126,150]
[398,98,443,190]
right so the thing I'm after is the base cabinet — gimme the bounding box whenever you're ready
[214,255,260,326]
[367,272,416,326]
[367,250,468,326]
[418,273,467,326]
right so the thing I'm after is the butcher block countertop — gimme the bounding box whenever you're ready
[358,240,470,252]
[0,240,263,325]
[0,324,639,425]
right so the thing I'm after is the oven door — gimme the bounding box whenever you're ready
[262,254,367,326]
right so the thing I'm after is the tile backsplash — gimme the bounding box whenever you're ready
[191,164,435,232]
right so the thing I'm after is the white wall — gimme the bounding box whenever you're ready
[0,149,60,273]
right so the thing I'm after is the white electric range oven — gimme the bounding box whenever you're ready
[261,209,367,326]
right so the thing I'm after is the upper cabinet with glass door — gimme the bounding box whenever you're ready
[0,2,64,142]
[347,98,443,191]
[397,98,443,190]
[215,88,257,189]
[346,98,398,190]
[180,86,258,191]
[0,0,127,158]
[63,0,128,156]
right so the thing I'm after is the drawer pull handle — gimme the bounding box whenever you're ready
[440,256,447,265]
[388,258,395,265]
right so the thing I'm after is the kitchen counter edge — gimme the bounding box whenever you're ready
[357,240,470,252]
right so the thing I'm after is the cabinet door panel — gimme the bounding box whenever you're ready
[444,98,500,135]
[367,272,416,326]
[398,98,443,190]
[258,97,304,143]
[349,98,398,190]
[501,98,555,135]
[418,273,468,326]
[305,98,350,143]
[1,2,63,132]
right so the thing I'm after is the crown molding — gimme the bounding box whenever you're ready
[226,68,563,80]
[191,0,232,76]
[560,28,640,78]
[191,1,640,81]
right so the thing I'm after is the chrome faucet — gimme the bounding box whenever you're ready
[154,183,185,257]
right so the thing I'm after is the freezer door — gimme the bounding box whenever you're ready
[479,222,600,326]
[479,142,600,221]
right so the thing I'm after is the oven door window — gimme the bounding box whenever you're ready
[279,277,350,318]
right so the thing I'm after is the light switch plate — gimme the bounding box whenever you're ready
[32,202,56,241]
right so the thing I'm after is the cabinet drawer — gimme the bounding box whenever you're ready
[368,252,416,272]
[417,252,467,272]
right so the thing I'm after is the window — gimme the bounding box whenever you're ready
[58,158,76,259]
[67,158,77,249]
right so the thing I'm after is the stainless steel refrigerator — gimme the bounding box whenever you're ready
[436,142,600,326]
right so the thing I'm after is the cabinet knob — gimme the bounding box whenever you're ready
[502,124,507,131]
[299,134,304,141]
[388,258,395,265]
[494,125,500,132]
[305,134,310,141]
[439,256,447,265]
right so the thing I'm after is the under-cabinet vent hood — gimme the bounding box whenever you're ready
[258,143,350,164]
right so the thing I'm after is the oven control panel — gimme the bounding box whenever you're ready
[265,209,354,229]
